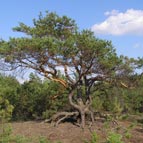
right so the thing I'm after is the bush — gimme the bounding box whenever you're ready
[0,96,14,122]
[106,132,124,143]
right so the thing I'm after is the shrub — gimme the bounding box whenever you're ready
[106,132,124,143]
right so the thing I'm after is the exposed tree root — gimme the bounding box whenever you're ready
[44,92,95,129]
[94,111,119,125]
[45,111,79,127]
[44,109,95,128]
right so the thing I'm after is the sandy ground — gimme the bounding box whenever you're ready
[11,120,143,143]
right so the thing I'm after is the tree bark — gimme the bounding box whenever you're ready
[68,90,94,129]
[81,111,85,129]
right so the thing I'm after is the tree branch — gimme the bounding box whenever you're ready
[68,90,80,110]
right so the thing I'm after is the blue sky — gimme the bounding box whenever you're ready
[0,0,143,59]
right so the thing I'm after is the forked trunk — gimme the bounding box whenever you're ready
[48,90,94,128]
[68,90,94,129]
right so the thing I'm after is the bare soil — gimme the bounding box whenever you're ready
[11,120,143,143]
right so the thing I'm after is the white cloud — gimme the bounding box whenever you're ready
[91,9,143,35]
[133,43,141,48]
[104,9,119,16]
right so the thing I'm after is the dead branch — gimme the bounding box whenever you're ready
[45,111,79,127]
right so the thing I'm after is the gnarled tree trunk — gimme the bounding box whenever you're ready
[68,90,94,129]
[46,90,94,129]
